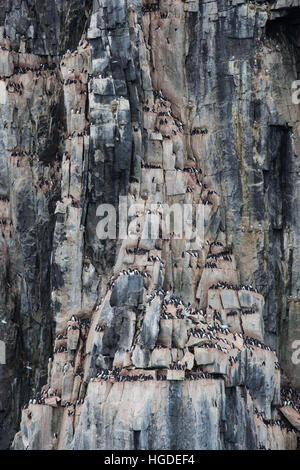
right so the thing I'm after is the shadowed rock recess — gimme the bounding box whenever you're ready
[0,0,299,450]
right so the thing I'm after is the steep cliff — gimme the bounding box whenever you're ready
[0,0,299,450]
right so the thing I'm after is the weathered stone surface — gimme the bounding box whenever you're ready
[194,348,228,375]
[172,319,188,349]
[140,298,162,350]
[67,326,80,351]
[20,406,54,450]
[166,370,185,381]
[150,348,172,369]
[220,291,240,310]
[157,319,172,348]
[110,275,144,307]
[280,406,300,432]
[245,349,279,420]
[180,351,194,370]
[241,312,264,343]
[65,379,228,450]
[132,345,150,369]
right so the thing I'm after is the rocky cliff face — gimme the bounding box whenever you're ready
[0,0,299,450]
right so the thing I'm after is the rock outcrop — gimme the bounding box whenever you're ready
[0,0,299,450]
